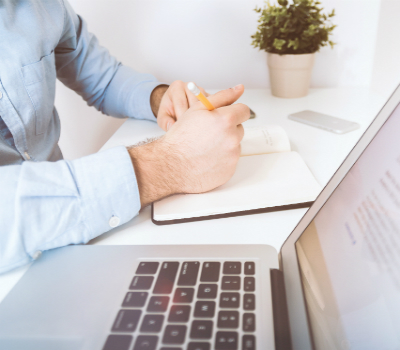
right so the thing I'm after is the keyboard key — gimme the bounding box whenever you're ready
[221,276,241,291]
[223,262,241,275]
[173,287,195,303]
[140,314,164,333]
[168,305,191,323]
[217,311,239,329]
[188,342,211,350]
[243,294,255,310]
[133,335,158,350]
[242,335,256,350]
[136,262,159,275]
[197,284,218,299]
[177,261,200,286]
[103,335,132,350]
[153,262,180,294]
[130,276,154,290]
[243,313,255,332]
[162,325,187,344]
[122,292,148,308]
[244,262,255,275]
[112,309,141,332]
[190,320,213,339]
[147,296,169,312]
[200,262,220,282]
[215,331,238,350]
[194,301,216,318]
[244,277,255,292]
[219,293,240,308]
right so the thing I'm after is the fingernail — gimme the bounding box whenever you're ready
[233,84,242,90]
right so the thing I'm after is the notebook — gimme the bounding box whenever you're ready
[152,125,321,225]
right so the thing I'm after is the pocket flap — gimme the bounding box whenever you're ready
[21,51,54,86]
[21,60,44,86]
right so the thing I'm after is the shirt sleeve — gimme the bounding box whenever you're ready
[55,0,162,121]
[0,146,140,274]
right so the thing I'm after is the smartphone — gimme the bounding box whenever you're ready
[288,110,360,134]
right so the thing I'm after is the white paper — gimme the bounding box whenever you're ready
[240,125,291,156]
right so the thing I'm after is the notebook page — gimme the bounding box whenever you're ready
[154,152,321,221]
[241,125,291,156]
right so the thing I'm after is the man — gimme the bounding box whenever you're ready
[0,0,249,273]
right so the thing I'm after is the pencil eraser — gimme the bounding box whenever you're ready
[187,82,200,95]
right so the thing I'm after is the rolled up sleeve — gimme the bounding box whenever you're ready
[0,146,140,274]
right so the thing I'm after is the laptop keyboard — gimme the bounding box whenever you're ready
[102,260,256,350]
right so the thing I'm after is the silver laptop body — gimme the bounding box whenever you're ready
[1,84,400,350]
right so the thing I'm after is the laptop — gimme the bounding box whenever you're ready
[1,85,400,350]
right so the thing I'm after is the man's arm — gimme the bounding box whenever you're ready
[0,146,139,274]
[55,1,211,131]
[0,85,248,274]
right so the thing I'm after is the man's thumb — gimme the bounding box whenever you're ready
[203,84,244,110]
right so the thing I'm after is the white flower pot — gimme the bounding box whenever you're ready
[267,53,315,98]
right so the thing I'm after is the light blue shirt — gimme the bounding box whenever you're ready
[0,0,163,273]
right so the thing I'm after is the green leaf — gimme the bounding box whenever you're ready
[251,0,337,54]
[273,38,286,50]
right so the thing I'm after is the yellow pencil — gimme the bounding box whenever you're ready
[187,82,215,111]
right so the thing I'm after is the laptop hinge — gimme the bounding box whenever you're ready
[270,268,293,350]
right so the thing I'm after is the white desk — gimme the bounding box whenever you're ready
[0,88,385,303]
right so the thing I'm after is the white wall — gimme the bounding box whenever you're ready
[371,0,400,99]
[57,0,398,160]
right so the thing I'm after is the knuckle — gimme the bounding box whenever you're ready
[171,80,184,89]
[236,103,250,119]
[221,112,234,127]
[227,135,240,151]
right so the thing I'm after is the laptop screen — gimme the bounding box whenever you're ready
[295,102,400,349]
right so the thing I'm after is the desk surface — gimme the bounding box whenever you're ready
[0,88,385,303]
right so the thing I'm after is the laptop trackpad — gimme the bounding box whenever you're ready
[0,337,84,350]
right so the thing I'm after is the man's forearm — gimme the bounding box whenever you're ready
[128,139,185,207]
[150,85,169,117]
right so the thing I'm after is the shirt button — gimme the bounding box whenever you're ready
[109,216,120,228]
[0,91,3,99]
[32,251,42,260]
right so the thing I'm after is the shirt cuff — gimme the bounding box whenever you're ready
[68,145,140,241]
[102,64,166,122]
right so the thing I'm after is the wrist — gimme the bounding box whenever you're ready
[150,84,169,118]
[128,139,185,207]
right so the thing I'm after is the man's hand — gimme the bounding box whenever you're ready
[150,81,208,131]
[129,84,249,208]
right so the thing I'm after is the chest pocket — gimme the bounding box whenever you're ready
[21,51,56,135]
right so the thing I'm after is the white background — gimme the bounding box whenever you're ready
[56,0,400,160]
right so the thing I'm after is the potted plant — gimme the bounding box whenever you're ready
[251,0,336,98]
